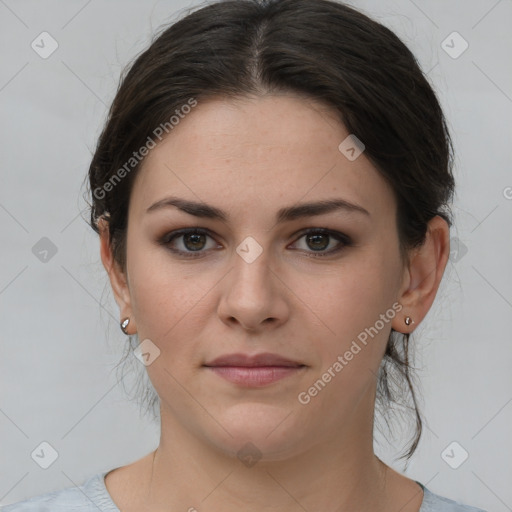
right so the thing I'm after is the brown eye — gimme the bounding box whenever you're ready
[160,228,219,257]
[290,229,352,257]
[305,232,330,251]
[182,232,207,251]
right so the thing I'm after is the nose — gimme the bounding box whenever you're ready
[217,246,290,333]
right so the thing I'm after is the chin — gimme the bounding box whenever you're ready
[206,402,309,462]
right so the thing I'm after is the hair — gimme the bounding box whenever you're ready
[86,0,455,464]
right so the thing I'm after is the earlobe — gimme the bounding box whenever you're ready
[98,218,137,334]
[392,216,450,333]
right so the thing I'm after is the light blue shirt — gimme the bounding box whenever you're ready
[1,470,488,511]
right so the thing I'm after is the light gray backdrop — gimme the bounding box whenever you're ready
[1,0,511,510]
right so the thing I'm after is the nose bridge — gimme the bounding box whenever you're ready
[218,236,288,330]
[230,235,273,299]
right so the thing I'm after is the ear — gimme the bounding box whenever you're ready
[98,217,137,335]
[392,215,450,334]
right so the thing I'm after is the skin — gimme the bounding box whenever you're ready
[99,93,450,512]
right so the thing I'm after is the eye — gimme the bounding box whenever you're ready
[289,228,352,257]
[159,228,219,257]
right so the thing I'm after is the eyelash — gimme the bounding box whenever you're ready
[158,227,353,259]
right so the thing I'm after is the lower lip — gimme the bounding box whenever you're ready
[205,366,304,387]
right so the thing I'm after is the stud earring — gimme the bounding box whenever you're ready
[404,316,413,326]
[120,317,130,334]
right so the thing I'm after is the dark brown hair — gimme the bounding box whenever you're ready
[86,0,455,464]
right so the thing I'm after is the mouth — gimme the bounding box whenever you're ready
[203,352,306,387]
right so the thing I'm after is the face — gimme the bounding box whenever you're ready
[113,94,409,460]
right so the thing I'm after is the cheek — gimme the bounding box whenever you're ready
[307,246,401,368]
[296,258,400,423]
[126,242,208,342]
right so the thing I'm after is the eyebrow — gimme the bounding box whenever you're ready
[146,196,370,223]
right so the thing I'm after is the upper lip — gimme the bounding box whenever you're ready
[204,352,304,367]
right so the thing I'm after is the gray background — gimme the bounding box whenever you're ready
[1,0,511,510]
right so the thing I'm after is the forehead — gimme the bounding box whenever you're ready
[129,94,396,224]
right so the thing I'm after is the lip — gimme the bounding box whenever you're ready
[203,352,306,387]
[204,352,303,368]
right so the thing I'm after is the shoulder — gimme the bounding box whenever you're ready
[419,482,488,512]
[1,471,119,512]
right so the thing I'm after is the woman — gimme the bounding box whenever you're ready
[3,0,488,510]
